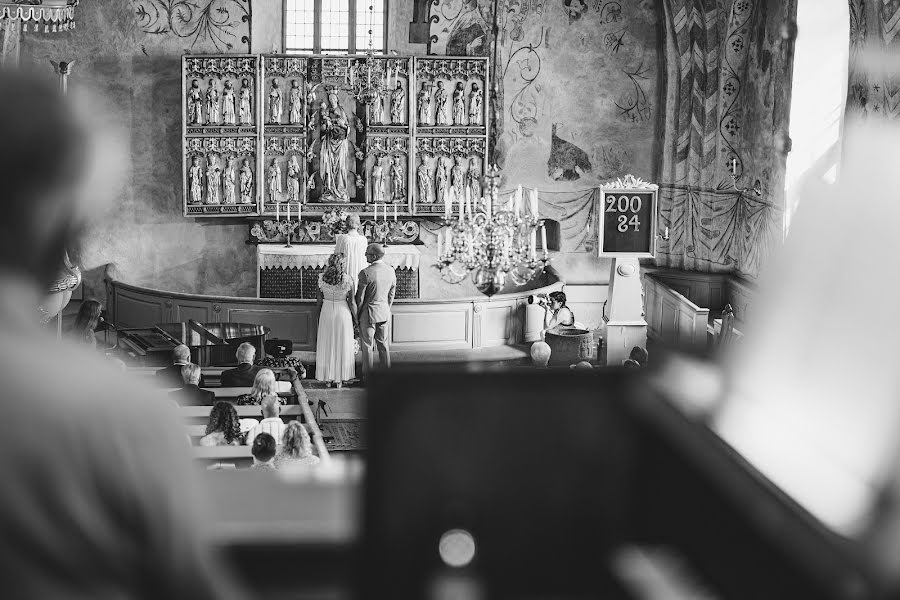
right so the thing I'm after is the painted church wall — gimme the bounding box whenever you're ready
[19,0,662,303]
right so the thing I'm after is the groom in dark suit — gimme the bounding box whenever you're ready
[355,243,396,378]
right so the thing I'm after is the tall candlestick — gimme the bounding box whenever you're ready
[286,202,290,223]
[541,223,548,256]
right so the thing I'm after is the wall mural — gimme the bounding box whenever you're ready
[655,0,794,280]
[846,0,900,121]
[130,0,251,52]
[428,0,660,254]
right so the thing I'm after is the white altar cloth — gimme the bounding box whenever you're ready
[257,244,421,271]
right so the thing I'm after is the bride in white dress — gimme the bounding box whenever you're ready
[315,253,358,387]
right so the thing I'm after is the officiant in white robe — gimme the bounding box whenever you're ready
[334,214,368,295]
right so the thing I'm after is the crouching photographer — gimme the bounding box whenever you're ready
[529,291,575,335]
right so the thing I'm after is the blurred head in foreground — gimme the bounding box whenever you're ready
[530,341,551,367]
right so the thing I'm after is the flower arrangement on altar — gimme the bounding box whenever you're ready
[322,207,353,235]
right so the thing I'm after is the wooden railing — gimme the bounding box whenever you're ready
[643,272,710,352]
[293,378,331,464]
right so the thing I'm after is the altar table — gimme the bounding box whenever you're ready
[257,244,421,300]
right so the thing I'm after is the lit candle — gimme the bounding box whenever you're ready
[349,60,354,86]
[515,185,522,217]
[436,229,442,257]
[485,193,491,219]
[533,188,539,217]
[373,202,377,221]
[445,188,452,221]
[286,201,290,223]
[384,203,388,222]
[530,229,536,260]
[394,203,398,221]
[460,189,465,221]
[541,223,548,256]
[730,158,737,175]
[276,201,280,221]
[298,202,302,224]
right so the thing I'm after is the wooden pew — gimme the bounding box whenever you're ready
[178,404,306,426]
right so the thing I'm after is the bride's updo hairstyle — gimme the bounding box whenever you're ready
[322,252,346,286]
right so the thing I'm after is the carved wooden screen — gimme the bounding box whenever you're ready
[182,54,489,219]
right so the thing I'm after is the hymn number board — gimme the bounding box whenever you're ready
[598,176,659,258]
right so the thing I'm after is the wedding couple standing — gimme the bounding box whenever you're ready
[315,215,395,387]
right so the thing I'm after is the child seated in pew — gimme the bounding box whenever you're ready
[250,433,277,470]
[199,401,242,447]
[275,421,320,470]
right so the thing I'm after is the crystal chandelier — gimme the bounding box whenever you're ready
[345,3,386,106]
[436,165,550,297]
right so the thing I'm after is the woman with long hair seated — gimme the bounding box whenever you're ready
[67,299,102,347]
[275,421,320,469]
[236,368,284,405]
[199,401,242,446]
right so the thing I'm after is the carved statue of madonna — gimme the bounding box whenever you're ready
[288,79,303,125]
[452,82,466,126]
[371,159,386,204]
[451,155,466,201]
[239,78,252,125]
[434,80,449,126]
[205,78,219,124]
[189,155,203,204]
[222,80,236,125]
[188,79,203,125]
[319,87,351,203]
[468,82,483,126]
[390,81,404,125]
[417,82,431,125]
[436,155,450,205]
[267,158,282,203]
[239,158,254,204]
[417,155,434,203]
[206,155,221,205]
[390,154,405,203]
[467,156,482,201]
[287,155,302,204]
[223,156,236,204]
[269,79,283,124]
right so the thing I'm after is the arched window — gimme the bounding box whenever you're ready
[784,0,849,233]
[285,0,387,55]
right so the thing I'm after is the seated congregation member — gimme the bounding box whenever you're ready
[236,367,284,405]
[169,364,215,406]
[65,299,101,348]
[156,344,206,387]
[222,342,305,387]
[275,421,321,470]
[199,401,242,447]
[0,68,239,597]
[250,433,277,470]
[245,396,286,447]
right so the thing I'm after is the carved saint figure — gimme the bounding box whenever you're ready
[239,78,252,125]
[390,154,405,203]
[368,90,383,125]
[467,156,482,202]
[434,81,449,126]
[417,82,431,125]
[205,78,219,124]
[268,158,282,203]
[436,155,451,205]
[287,155,302,204]
[468,82,483,126]
[390,81,404,125]
[222,80,236,125]
[188,79,203,125]
[239,158,254,204]
[371,158,385,204]
[189,155,203,204]
[288,79,303,124]
[319,87,351,203]
[222,156,236,204]
[206,154,221,205]
[452,81,466,126]
[451,156,466,202]
[268,79,283,124]
[417,156,434,204]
